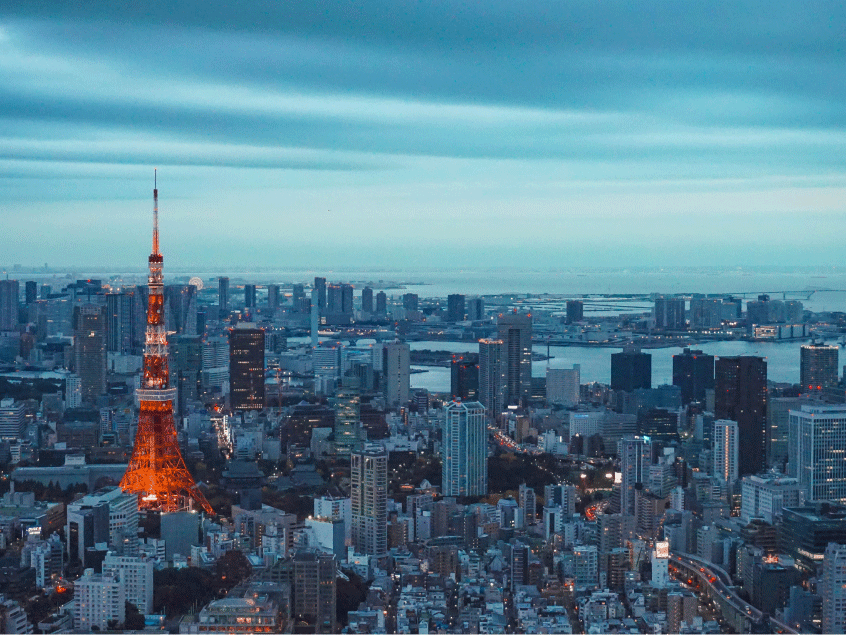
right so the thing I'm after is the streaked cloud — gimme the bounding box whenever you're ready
[0,1,844,267]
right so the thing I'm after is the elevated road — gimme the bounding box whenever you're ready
[669,551,798,634]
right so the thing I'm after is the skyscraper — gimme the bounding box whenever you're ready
[24,281,37,305]
[447,294,465,322]
[402,293,418,312]
[566,300,584,324]
[293,550,337,633]
[451,355,479,401]
[715,356,767,476]
[546,365,580,406]
[712,419,739,484]
[789,405,846,503]
[653,296,686,330]
[106,291,135,354]
[519,483,536,524]
[218,277,229,319]
[619,436,652,517]
[244,284,256,309]
[164,285,197,336]
[267,284,280,313]
[478,338,505,419]
[822,542,846,634]
[441,401,487,497]
[672,348,714,405]
[229,323,265,411]
[361,287,374,313]
[800,343,839,392]
[332,376,362,457]
[375,291,387,314]
[292,284,305,312]
[611,348,652,391]
[351,444,387,557]
[73,304,106,404]
[314,277,327,315]
[466,298,484,321]
[381,341,410,408]
[0,280,19,330]
[497,312,532,406]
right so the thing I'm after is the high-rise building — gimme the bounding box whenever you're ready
[326,283,354,324]
[545,483,577,515]
[218,277,229,319]
[73,304,106,404]
[229,323,265,411]
[478,338,505,419]
[402,293,418,312]
[689,297,723,329]
[375,291,387,314]
[466,298,484,321]
[715,356,767,476]
[653,296,686,330]
[441,401,487,497]
[712,419,739,484]
[611,348,651,392]
[450,355,479,401]
[822,542,846,634]
[497,312,532,406]
[672,348,714,405]
[0,280,19,330]
[292,284,305,312]
[351,444,388,557]
[447,294,465,322]
[768,396,815,470]
[546,365,580,406]
[170,335,202,417]
[739,472,802,524]
[519,483,536,524]
[24,280,37,305]
[74,569,125,632]
[381,341,409,408]
[332,376,362,457]
[800,343,839,392]
[361,287,374,313]
[106,291,135,354]
[293,550,337,634]
[314,277,327,314]
[164,285,197,336]
[0,399,25,440]
[102,553,154,614]
[566,300,584,324]
[789,405,846,503]
[244,284,256,309]
[267,284,280,313]
[619,436,652,517]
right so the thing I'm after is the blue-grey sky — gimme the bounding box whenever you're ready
[1,1,845,269]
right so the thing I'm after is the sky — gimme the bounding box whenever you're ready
[1,1,845,270]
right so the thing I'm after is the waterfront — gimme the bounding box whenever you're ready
[409,338,823,394]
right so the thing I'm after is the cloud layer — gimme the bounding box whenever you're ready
[1,1,844,267]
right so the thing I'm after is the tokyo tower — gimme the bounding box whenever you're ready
[119,172,213,514]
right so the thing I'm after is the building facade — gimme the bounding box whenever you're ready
[441,401,487,497]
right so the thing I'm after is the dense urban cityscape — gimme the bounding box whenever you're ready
[0,182,842,633]
[2,1,845,633]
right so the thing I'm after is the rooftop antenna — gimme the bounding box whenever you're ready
[152,168,159,256]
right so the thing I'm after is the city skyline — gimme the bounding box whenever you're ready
[1,1,845,268]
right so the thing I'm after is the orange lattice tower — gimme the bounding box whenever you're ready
[119,171,213,514]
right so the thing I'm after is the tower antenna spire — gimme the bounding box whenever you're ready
[152,168,159,256]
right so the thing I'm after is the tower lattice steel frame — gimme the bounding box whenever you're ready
[119,172,213,514]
